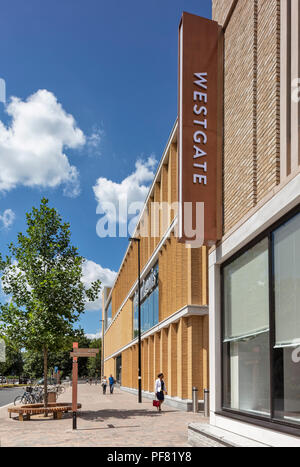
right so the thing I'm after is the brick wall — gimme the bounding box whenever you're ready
[257,0,281,201]
[213,0,281,234]
[106,143,178,318]
[212,0,235,26]
[105,315,209,401]
[104,298,133,359]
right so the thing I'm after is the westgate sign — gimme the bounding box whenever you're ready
[133,266,158,307]
[178,12,221,246]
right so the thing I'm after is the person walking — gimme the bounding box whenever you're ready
[155,373,167,412]
[109,374,115,394]
[101,376,108,395]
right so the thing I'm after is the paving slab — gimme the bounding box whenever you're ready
[0,384,222,447]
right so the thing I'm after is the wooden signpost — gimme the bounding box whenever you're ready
[71,343,99,430]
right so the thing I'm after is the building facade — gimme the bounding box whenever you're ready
[102,125,210,410]
[208,0,300,447]
[102,0,300,444]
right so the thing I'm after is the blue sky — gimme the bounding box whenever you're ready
[0,0,212,337]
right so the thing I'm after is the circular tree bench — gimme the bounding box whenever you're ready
[8,402,82,421]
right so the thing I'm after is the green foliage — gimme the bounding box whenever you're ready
[87,338,101,377]
[0,198,102,400]
[0,198,101,352]
[22,331,101,379]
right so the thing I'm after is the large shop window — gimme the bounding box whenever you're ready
[223,239,271,416]
[273,213,300,424]
[222,209,300,427]
[133,263,159,338]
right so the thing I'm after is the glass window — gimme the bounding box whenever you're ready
[223,239,270,342]
[274,213,300,348]
[223,238,271,416]
[105,300,112,331]
[132,263,159,338]
[133,296,138,338]
[222,209,300,428]
[273,212,300,424]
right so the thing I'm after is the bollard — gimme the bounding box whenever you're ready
[204,389,210,417]
[192,387,198,413]
[72,411,77,430]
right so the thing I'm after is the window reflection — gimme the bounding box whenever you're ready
[133,263,159,338]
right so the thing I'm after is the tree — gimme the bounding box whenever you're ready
[0,198,101,409]
[22,329,92,380]
[87,338,101,378]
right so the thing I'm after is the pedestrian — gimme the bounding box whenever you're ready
[101,375,108,394]
[109,374,115,394]
[89,377,92,385]
[155,373,167,412]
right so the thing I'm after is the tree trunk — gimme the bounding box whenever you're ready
[43,345,48,415]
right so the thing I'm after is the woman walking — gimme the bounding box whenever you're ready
[101,375,108,395]
[155,373,167,412]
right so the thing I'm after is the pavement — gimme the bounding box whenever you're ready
[0,384,222,447]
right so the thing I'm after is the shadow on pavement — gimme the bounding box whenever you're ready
[77,425,141,431]
[79,409,178,421]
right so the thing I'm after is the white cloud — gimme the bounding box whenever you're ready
[93,156,157,224]
[0,258,116,313]
[0,209,15,228]
[81,259,117,312]
[0,89,86,197]
[85,332,101,340]
[86,126,103,156]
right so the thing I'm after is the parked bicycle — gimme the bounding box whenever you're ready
[47,384,65,396]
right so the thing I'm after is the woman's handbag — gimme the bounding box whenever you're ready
[153,400,160,407]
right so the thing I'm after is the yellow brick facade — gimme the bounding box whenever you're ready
[103,138,209,405]
[104,316,209,401]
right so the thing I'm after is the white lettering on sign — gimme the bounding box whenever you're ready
[193,73,208,186]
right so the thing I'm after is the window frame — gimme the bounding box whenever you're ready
[220,204,300,433]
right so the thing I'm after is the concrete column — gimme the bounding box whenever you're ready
[209,251,222,425]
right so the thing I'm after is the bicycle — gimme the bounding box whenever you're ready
[14,387,35,405]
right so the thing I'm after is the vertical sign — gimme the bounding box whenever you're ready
[178,13,220,246]
[72,342,78,429]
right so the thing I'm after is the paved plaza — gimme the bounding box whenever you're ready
[0,384,222,447]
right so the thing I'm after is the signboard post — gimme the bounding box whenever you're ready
[71,345,99,430]
[72,342,78,430]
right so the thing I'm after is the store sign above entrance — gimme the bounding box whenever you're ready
[178,12,221,247]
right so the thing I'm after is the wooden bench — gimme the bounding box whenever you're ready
[8,402,82,421]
